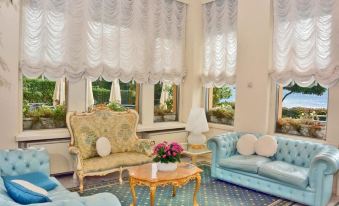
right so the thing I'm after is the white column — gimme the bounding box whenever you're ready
[140,84,154,125]
[0,2,20,149]
[234,0,273,133]
[326,85,339,147]
[180,0,204,122]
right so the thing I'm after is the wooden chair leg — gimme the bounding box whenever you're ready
[78,174,84,193]
[119,167,123,184]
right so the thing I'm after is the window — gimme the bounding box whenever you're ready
[22,77,66,130]
[91,80,139,111]
[154,83,178,122]
[206,85,236,126]
[276,84,328,139]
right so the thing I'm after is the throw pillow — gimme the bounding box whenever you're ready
[96,137,111,157]
[4,179,51,205]
[255,135,278,157]
[236,134,258,155]
[2,172,57,191]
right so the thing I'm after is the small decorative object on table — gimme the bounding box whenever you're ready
[153,141,184,171]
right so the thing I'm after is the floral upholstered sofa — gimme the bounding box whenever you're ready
[67,108,153,192]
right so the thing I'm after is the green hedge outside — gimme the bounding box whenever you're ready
[23,78,55,105]
[282,107,327,119]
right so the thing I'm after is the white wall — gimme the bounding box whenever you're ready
[0,2,20,149]
[234,0,273,134]
[0,0,338,150]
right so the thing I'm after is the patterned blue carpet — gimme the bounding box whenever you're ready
[70,164,295,206]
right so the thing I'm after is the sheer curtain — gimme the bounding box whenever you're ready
[20,0,187,85]
[202,0,238,88]
[272,0,339,88]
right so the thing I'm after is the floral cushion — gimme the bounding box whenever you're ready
[134,139,153,156]
[69,110,139,159]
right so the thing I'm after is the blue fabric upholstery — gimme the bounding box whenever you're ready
[2,172,57,191]
[219,155,271,173]
[259,161,309,189]
[207,132,339,206]
[0,148,121,206]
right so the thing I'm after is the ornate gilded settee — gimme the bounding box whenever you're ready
[67,108,153,192]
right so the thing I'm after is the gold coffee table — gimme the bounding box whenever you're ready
[128,163,203,206]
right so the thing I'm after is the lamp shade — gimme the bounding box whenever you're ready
[185,107,209,133]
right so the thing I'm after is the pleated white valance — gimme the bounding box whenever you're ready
[272,0,339,88]
[20,0,187,84]
[202,0,238,88]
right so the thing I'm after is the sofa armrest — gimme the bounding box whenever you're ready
[40,193,121,206]
[310,146,339,175]
[309,146,339,189]
[207,132,239,164]
[69,146,80,155]
[68,146,83,171]
[0,193,121,206]
[134,139,155,156]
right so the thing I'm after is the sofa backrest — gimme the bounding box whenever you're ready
[67,108,139,159]
[273,137,326,168]
[0,148,50,177]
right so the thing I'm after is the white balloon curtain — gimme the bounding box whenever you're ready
[20,0,187,85]
[202,0,238,88]
[272,0,339,88]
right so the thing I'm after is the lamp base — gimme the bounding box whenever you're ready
[187,133,207,146]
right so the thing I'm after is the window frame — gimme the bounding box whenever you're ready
[274,84,329,140]
[153,83,180,123]
[21,75,69,131]
[205,86,236,126]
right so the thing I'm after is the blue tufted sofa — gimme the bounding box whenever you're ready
[207,132,339,206]
[0,148,121,206]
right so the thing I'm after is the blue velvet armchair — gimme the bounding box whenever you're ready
[0,148,121,206]
[207,132,339,206]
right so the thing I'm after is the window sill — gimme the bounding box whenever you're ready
[17,122,187,142]
[208,122,234,131]
[137,122,186,132]
[274,132,327,144]
[16,128,71,142]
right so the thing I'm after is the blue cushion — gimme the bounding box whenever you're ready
[3,179,51,205]
[219,155,272,173]
[2,172,57,191]
[259,161,309,189]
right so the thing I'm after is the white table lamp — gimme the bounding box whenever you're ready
[186,107,209,147]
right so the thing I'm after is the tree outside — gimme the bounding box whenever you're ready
[207,85,236,126]
[277,84,328,139]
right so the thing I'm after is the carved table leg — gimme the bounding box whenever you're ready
[129,178,137,206]
[172,186,176,197]
[150,184,157,206]
[193,174,201,206]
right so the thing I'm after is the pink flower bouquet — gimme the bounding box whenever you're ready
[153,141,184,163]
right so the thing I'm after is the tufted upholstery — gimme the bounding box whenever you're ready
[0,148,121,206]
[0,148,50,177]
[207,132,339,206]
[274,137,324,168]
